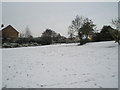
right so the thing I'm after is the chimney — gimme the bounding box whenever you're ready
[1,24,4,28]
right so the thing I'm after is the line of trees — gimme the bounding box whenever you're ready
[68,15,120,45]
[16,28,66,45]
[2,15,120,48]
[92,25,119,42]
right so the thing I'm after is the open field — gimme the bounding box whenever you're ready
[2,41,118,88]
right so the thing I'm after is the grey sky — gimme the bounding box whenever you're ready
[2,2,118,37]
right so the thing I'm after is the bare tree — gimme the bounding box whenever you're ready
[112,18,120,30]
[24,26,32,38]
[72,15,84,32]
[19,32,24,38]
[68,25,75,40]
[68,15,84,44]
[111,18,120,44]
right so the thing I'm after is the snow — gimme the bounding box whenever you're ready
[0,25,9,31]
[0,49,2,90]
[2,41,118,88]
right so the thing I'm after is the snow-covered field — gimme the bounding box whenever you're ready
[0,47,2,89]
[2,41,118,88]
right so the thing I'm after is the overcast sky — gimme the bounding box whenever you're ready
[2,2,118,37]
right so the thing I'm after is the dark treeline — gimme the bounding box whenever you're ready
[2,28,67,48]
[2,15,120,48]
[68,15,120,45]
[18,29,67,45]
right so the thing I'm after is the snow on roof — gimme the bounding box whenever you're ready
[0,25,10,31]
[0,25,19,33]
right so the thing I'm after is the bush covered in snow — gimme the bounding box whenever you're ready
[2,42,40,48]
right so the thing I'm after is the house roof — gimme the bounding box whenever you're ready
[0,25,19,33]
[0,25,9,31]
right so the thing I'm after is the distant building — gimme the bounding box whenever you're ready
[0,25,19,39]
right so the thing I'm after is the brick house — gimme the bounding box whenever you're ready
[0,25,19,43]
[0,25,19,39]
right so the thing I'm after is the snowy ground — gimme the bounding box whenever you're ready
[0,48,2,89]
[2,41,118,88]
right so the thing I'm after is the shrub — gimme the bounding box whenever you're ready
[40,36,52,45]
